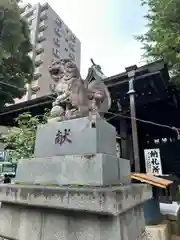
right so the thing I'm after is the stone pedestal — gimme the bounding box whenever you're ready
[6,116,153,239]
[15,117,131,186]
[34,117,117,157]
[15,154,130,186]
[0,184,152,240]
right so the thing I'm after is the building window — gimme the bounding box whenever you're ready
[71,34,76,43]
[54,27,62,37]
[69,43,75,52]
[69,53,75,61]
[66,28,69,34]
[60,29,66,37]
[54,37,60,47]
[53,48,60,58]
[55,18,62,28]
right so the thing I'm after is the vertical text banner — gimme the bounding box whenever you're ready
[144,148,162,175]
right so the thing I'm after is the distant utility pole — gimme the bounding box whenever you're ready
[126,65,140,173]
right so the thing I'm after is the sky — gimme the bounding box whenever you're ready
[22,0,147,78]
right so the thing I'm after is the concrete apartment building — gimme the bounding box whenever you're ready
[15,2,81,103]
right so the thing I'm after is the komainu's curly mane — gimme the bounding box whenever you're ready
[49,59,82,84]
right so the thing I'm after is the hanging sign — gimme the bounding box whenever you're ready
[144,148,162,175]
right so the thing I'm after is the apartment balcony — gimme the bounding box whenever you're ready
[21,7,34,18]
[37,32,46,42]
[53,37,61,47]
[31,80,40,92]
[34,67,42,80]
[69,43,75,52]
[20,3,32,12]
[55,18,62,28]
[70,34,76,44]
[39,20,47,31]
[69,53,75,62]
[36,43,44,54]
[41,2,49,12]
[40,10,48,21]
[35,53,43,66]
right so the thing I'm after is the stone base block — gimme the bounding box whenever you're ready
[34,116,117,158]
[145,221,170,240]
[15,154,130,186]
[0,184,152,216]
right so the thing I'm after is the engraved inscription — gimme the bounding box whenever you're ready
[55,129,72,145]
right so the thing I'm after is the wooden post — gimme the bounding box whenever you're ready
[126,65,140,173]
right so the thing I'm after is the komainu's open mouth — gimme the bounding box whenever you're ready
[51,68,59,75]
[49,65,60,75]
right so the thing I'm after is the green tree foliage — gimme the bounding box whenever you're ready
[0,0,34,109]
[0,111,50,162]
[136,0,180,84]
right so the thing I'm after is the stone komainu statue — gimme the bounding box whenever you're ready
[48,58,111,121]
